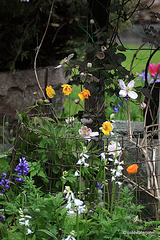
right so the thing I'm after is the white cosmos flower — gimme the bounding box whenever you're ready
[119,80,138,99]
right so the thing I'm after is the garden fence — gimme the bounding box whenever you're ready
[10,121,160,221]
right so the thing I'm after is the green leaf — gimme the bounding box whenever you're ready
[37,229,57,240]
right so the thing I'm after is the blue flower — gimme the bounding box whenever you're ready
[15,157,29,182]
[0,173,10,192]
[97,183,103,191]
[113,107,119,113]
[0,214,5,222]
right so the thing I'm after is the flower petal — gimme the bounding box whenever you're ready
[156,62,160,75]
[149,63,156,77]
[128,80,135,89]
[128,91,138,99]
[119,80,126,90]
[119,90,127,98]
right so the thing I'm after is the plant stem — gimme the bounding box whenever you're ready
[127,98,132,139]
[2,115,5,153]
[103,138,106,204]
[76,212,79,240]
[110,180,115,214]
[79,165,82,199]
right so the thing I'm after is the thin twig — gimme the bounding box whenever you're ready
[34,0,55,99]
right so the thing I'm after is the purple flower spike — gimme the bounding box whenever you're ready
[15,177,24,183]
[15,157,29,176]
[0,173,10,192]
[15,157,29,182]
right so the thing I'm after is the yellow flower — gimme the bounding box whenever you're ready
[46,86,55,99]
[126,164,138,174]
[78,89,91,101]
[61,84,72,95]
[101,121,112,135]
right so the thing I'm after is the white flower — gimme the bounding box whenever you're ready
[77,154,89,167]
[81,118,93,125]
[19,219,30,227]
[74,171,79,176]
[116,181,122,186]
[119,80,138,99]
[62,235,76,240]
[79,126,99,141]
[67,210,75,217]
[55,53,74,69]
[108,157,114,162]
[84,162,89,167]
[26,228,33,235]
[111,169,116,175]
[64,186,75,201]
[66,201,72,210]
[65,116,74,124]
[74,198,83,206]
[111,176,116,181]
[77,205,86,214]
[100,152,106,161]
[114,159,119,165]
[108,141,121,157]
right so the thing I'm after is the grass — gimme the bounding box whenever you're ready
[62,44,160,122]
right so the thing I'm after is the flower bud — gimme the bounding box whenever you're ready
[34,208,40,214]
[75,99,80,104]
[37,99,44,106]
[90,19,95,24]
[5,122,9,127]
[101,46,106,52]
[10,129,13,135]
[96,52,105,60]
[23,208,29,215]
[87,62,92,68]
[44,99,50,104]
[141,102,146,110]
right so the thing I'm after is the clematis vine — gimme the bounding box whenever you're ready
[119,80,138,99]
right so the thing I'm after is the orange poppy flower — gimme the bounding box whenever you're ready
[61,84,72,95]
[46,86,55,99]
[126,164,138,174]
[78,89,91,101]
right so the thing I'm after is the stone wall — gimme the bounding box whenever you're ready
[0,66,67,124]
